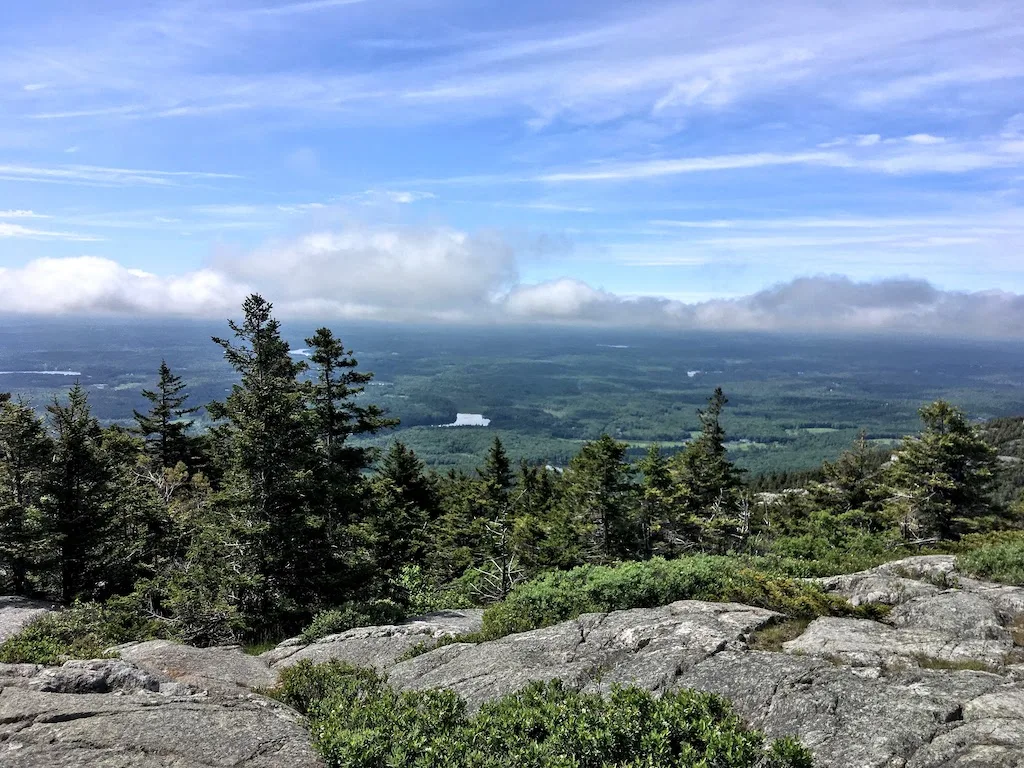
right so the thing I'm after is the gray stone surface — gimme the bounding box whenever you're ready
[2,556,1024,767]
[0,659,322,767]
[263,608,485,671]
[389,601,780,706]
[114,639,279,693]
[0,596,57,643]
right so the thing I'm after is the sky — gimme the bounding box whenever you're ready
[1,0,1023,335]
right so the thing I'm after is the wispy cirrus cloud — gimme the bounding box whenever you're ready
[0,222,102,241]
[0,163,241,188]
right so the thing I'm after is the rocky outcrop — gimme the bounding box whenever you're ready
[0,658,322,767]
[262,608,484,671]
[2,557,1023,767]
[0,597,57,643]
[115,639,279,693]
[382,557,1024,768]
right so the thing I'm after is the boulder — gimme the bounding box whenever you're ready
[263,608,485,671]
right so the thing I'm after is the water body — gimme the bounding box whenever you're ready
[439,413,491,427]
[0,370,82,375]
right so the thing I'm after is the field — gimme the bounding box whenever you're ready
[2,315,1022,476]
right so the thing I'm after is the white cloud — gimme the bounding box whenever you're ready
[0,257,244,315]
[856,134,881,146]
[0,223,102,241]
[0,163,240,188]
[0,209,47,219]
[904,133,945,144]
[1,230,1021,337]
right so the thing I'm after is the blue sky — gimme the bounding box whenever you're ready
[1,0,1023,334]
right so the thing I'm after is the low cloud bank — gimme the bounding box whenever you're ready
[1,227,1021,338]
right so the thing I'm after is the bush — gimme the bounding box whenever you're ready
[0,597,169,665]
[478,556,874,640]
[957,531,1024,585]
[397,565,475,614]
[300,600,407,643]
[272,659,813,768]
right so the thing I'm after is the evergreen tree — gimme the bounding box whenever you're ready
[808,432,887,531]
[370,442,436,573]
[41,384,113,602]
[209,295,319,630]
[882,400,998,540]
[559,434,635,563]
[637,444,677,557]
[479,436,513,508]
[306,327,396,485]
[132,361,198,471]
[670,388,744,550]
[0,398,52,594]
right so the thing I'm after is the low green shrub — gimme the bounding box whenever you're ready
[478,556,877,641]
[957,531,1024,585]
[300,600,407,643]
[0,597,170,665]
[272,659,813,768]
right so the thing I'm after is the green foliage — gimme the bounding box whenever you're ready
[0,397,51,595]
[957,531,1024,585]
[300,600,407,643]
[132,360,198,471]
[669,388,746,552]
[272,660,813,768]
[478,556,867,641]
[397,565,473,615]
[882,401,998,540]
[0,598,168,665]
[558,434,635,563]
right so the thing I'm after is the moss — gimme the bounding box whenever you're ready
[748,618,812,652]
[912,654,998,673]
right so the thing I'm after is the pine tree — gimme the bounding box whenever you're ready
[41,384,113,602]
[0,398,52,594]
[809,432,887,530]
[133,361,198,471]
[882,400,998,540]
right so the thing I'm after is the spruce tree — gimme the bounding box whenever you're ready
[560,434,635,563]
[209,295,318,630]
[479,436,513,508]
[41,384,112,602]
[883,400,998,540]
[0,398,52,594]
[306,327,396,483]
[670,388,744,549]
[133,361,198,471]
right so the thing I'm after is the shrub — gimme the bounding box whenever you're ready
[272,659,813,768]
[0,597,169,665]
[478,556,873,641]
[300,600,407,643]
[957,531,1024,585]
[397,565,475,614]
